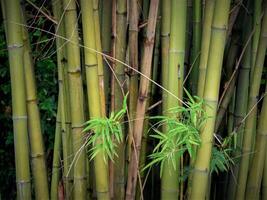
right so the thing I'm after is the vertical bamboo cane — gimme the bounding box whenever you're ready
[101,0,112,113]
[161,1,187,199]
[126,1,159,199]
[251,0,262,81]
[80,0,110,199]
[197,0,215,98]
[50,97,62,200]
[235,3,267,199]
[93,0,107,117]
[226,5,252,198]
[161,0,171,115]
[52,0,73,197]
[21,15,50,200]
[128,0,140,162]
[245,83,267,199]
[62,0,87,198]
[189,0,201,95]
[112,0,128,199]
[190,1,231,199]
[3,0,32,198]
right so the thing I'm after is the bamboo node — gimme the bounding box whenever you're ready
[12,115,27,120]
[16,180,31,184]
[85,64,97,68]
[169,49,185,54]
[192,168,209,174]
[31,153,44,158]
[7,44,23,49]
[211,25,227,31]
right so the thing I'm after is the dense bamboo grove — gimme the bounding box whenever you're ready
[2,0,267,199]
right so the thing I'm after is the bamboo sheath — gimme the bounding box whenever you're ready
[190,1,231,199]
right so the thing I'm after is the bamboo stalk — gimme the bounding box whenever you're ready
[101,0,112,113]
[161,0,171,115]
[137,8,161,198]
[80,0,110,199]
[215,76,238,133]
[189,0,201,95]
[251,0,262,81]
[125,1,159,199]
[62,0,87,198]
[50,97,62,200]
[21,14,50,200]
[161,1,187,199]
[111,0,128,199]
[245,83,267,199]
[264,154,267,199]
[128,0,140,162]
[235,3,267,199]
[226,5,252,198]
[3,0,32,198]
[197,0,215,98]
[189,1,231,199]
[93,0,107,117]
[52,0,73,197]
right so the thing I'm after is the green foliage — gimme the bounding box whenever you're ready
[83,94,128,163]
[210,146,234,174]
[144,91,207,176]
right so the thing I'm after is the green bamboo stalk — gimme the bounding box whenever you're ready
[214,76,237,133]
[63,0,87,198]
[80,0,110,199]
[226,7,252,199]
[235,4,267,199]
[189,0,201,95]
[101,0,112,113]
[161,0,171,115]
[197,0,215,98]
[50,97,62,200]
[52,0,73,197]
[263,153,267,199]
[111,0,128,199]
[125,1,159,199]
[93,0,107,117]
[190,1,231,199]
[225,34,240,78]
[245,83,267,199]
[3,0,31,198]
[21,14,49,200]
[185,0,192,66]
[251,0,262,81]
[161,1,187,199]
[226,0,243,40]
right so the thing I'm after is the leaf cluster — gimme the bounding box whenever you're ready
[145,91,208,176]
[83,94,128,163]
[210,146,234,174]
